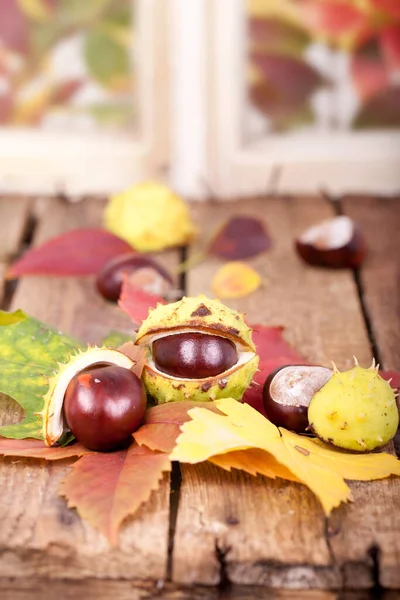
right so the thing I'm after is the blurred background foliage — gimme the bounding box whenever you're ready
[0,0,134,131]
[247,0,400,131]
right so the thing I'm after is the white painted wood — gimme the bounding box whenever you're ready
[0,0,167,197]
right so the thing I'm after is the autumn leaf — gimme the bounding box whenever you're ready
[243,325,305,415]
[212,262,262,299]
[134,401,221,453]
[118,274,165,326]
[0,437,92,460]
[371,0,400,21]
[0,309,83,439]
[350,54,389,101]
[84,26,130,92]
[248,16,310,57]
[171,399,400,515]
[0,0,29,55]
[381,370,400,390]
[353,87,400,128]
[8,228,133,278]
[210,448,300,482]
[208,216,271,260]
[59,443,170,544]
[380,25,400,71]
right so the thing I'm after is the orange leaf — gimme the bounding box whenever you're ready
[210,448,300,482]
[117,341,146,379]
[212,262,262,299]
[134,401,221,453]
[59,443,170,545]
[118,274,165,326]
[0,437,92,460]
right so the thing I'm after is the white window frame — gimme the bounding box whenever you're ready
[0,0,169,196]
[170,0,400,199]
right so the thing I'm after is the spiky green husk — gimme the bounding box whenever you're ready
[308,362,399,452]
[40,346,135,446]
[136,295,255,351]
[143,353,259,404]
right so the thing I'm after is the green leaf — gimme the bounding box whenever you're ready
[84,27,130,90]
[101,330,134,348]
[0,309,83,440]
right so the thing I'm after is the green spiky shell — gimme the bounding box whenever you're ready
[308,363,399,452]
[143,353,259,404]
[41,346,135,446]
[136,295,255,350]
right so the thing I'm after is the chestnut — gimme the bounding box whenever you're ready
[263,365,332,433]
[295,216,366,269]
[64,365,146,451]
[152,332,238,379]
[96,253,173,302]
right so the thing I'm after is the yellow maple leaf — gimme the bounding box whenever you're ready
[170,398,400,515]
[210,448,300,482]
[212,262,262,299]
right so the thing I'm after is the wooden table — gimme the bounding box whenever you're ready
[0,195,399,600]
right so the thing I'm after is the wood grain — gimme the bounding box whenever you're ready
[0,197,175,582]
[0,197,31,261]
[342,196,400,371]
[173,196,398,590]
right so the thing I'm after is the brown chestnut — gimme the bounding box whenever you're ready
[263,365,332,433]
[96,253,173,302]
[295,216,366,269]
[153,332,238,379]
[64,365,146,451]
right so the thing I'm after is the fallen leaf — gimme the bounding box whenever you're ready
[118,273,165,326]
[0,437,92,460]
[210,448,300,482]
[350,54,389,100]
[134,401,221,453]
[117,341,146,378]
[84,26,130,92]
[380,370,400,390]
[59,443,171,544]
[208,216,271,260]
[243,325,305,415]
[0,309,83,439]
[380,25,400,72]
[371,0,400,21]
[0,0,29,55]
[8,228,133,278]
[171,399,400,514]
[249,16,310,57]
[212,262,262,299]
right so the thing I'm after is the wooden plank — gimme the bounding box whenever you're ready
[341,196,400,371]
[0,197,178,583]
[0,197,31,261]
[173,196,388,590]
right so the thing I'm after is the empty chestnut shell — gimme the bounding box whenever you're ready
[96,253,173,302]
[64,365,146,451]
[153,332,238,379]
[263,365,332,433]
[296,216,366,269]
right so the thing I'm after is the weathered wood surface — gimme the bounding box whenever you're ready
[0,195,399,599]
[173,196,399,590]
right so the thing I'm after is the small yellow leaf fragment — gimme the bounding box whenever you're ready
[212,262,262,299]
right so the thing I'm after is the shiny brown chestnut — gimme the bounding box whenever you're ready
[96,253,173,302]
[295,216,366,269]
[153,332,238,379]
[64,365,146,451]
[263,365,332,433]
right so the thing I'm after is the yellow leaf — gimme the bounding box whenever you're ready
[210,448,300,482]
[212,262,262,299]
[171,399,400,515]
[17,0,53,22]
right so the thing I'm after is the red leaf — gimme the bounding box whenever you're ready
[353,86,400,127]
[0,0,29,55]
[248,17,310,56]
[52,79,84,105]
[371,0,400,21]
[208,216,271,260]
[8,228,133,278]
[134,401,221,453]
[243,326,305,415]
[298,0,369,39]
[0,438,92,460]
[350,54,389,100]
[59,443,170,545]
[118,274,165,326]
[380,26,400,71]
[380,370,400,390]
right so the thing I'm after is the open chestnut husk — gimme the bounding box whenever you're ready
[96,253,173,302]
[263,365,332,433]
[295,216,366,269]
